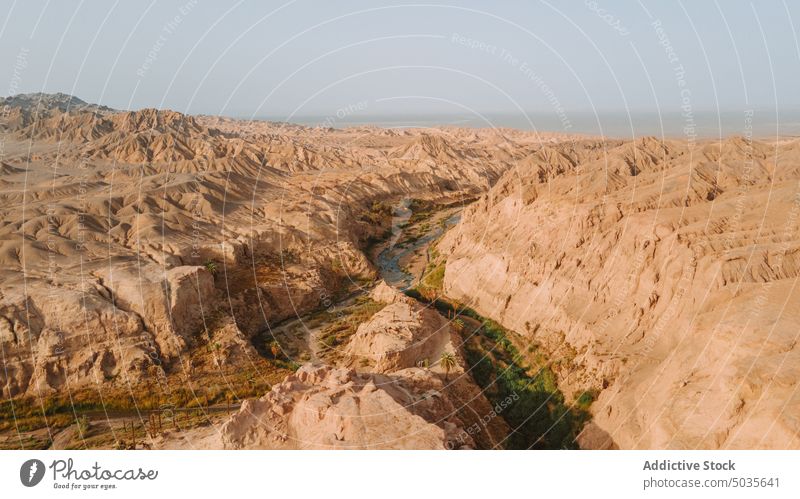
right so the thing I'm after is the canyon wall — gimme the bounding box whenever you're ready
[440,136,800,449]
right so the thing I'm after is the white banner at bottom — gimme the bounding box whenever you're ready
[1,450,798,498]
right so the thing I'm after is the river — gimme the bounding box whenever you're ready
[267,200,462,363]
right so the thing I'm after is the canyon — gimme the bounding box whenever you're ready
[1,93,798,449]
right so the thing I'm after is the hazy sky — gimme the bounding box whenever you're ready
[1,0,799,126]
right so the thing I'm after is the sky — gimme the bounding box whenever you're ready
[1,0,799,133]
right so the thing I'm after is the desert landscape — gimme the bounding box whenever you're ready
[0,92,798,450]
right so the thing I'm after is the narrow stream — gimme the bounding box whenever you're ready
[375,207,461,289]
[267,201,461,361]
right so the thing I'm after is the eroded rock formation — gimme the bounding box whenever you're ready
[440,136,800,449]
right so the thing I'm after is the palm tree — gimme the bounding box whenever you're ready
[439,352,457,381]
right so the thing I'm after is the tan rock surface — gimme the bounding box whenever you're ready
[217,363,470,449]
[345,281,454,372]
[440,136,800,449]
[0,278,151,397]
[5,93,795,449]
[95,263,215,359]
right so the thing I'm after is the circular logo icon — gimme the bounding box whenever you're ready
[20,459,45,487]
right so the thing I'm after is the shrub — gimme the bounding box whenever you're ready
[575,389,598,412]
[76,415,90,436]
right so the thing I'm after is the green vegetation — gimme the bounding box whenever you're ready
[393,200,440,247]
[407,199,437,224]
[0,408,73,434]
[273,359,301,371]
[0,435,52,450]
[269,340,282,359]
[404,289,592,449]
[420,261,445,291]
[439,352,457,381]
[76,415,90,436]
[575,389,598,412]
[363,200,393,224]
[416,246,446,298]
[0,363,283,445]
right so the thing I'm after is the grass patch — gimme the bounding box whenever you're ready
[420,261,445,291]
[415,245,446,297]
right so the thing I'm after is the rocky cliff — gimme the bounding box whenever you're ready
[440,136,800,449]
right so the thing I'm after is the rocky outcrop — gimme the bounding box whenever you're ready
[96,263,215,359]
[440,137,800,449]
[219,364,471,449]
[0,281,151,398]
[0,261,221,398]
[345,282,453,372]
